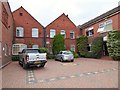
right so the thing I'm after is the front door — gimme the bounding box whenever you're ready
[103,41,109,56]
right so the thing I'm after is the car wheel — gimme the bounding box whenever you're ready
[18,60,22,66]
[61,58,63,62]
[41,64,45,67]
[71,59,74,62]
[23,61,28,69]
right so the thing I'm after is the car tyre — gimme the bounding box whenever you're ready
[71,59,74,62]
[41,63,45,67]
[23,61,28,69]
[61,58,63,62]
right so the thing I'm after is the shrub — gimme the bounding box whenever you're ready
[91,37,103,58]
[12,55,20,61]
[39,47,48,53]
[47,54,55,59]
[52,34,65,55]
[70,50,79,58]
[107,30,120,60]
[77,36,88,57]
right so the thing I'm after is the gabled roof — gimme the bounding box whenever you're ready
[13,6,44,28]
[79,5,120,29]
[46,13,77,28]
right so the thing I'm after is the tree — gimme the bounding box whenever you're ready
[107,30,120,60]
[77,35,88,57]
[91,37,103,58]
[52,34,65,55]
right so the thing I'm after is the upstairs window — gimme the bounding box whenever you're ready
[86,29,94,36]
[50,29,56,38]
[16,27,24,37]
[61,30,66,38]
[70,31,74,39]
[97,19,113,33]
[32,28,38,38]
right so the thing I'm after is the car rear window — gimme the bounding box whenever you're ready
[26,49,41,53]
[63,51,72,54]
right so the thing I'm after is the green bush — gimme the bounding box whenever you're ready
[52,34,65,55]
[70,50,79,58]
[85,52,95,58]
[90,37,103,58]
[107,30,120,60]
[47,54,55,59]
[77,36,88,57]
[39,47,48,53]
[12,55,20,61]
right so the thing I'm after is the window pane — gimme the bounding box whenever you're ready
[32,45,39,48]
[70,31,74,39]
[32,28,38,37]
[61,30,66,38]
[70,45,75,51]
[50,29,56,38]
[16,27,24,37]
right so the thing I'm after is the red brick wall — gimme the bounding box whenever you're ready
[82,13,120,44]
[45,14,80,52]
[1,2,14,67]
[13,7,44,48]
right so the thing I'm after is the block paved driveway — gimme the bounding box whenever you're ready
[2,58,119,88]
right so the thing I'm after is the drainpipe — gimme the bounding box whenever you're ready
[43,27,46,48]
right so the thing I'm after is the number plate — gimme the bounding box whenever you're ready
[34,61,41,64]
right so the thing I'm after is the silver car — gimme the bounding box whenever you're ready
[55,51,74,62]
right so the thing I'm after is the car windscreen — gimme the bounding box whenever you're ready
[63,52,72,54]
[26,49,41,53]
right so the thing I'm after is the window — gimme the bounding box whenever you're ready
[5,44,8,56]
[32,44,39,49]
[32,28,39,38]
[50,29,56,38]
[98,19,113,33]
[61,30,66,38]
[12,44,27,55]
[70,45,75,51]
[16,27,24,37]
[87,44,91,52]
[86,29,94,36]
[70,31,74,39]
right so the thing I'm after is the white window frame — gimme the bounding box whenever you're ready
[32,28,39,38]
[12,44,27,55]
[70,31,75,39]
[50,29,56,38]
[70,45,75,51]
[86,29,94,36]
[16,27,24,37]
[60,30,66,38]
[32,44,39,49]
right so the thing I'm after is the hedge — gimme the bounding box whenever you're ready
[107,30,120,60]
[77,36,88,57]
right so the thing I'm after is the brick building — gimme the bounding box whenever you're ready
[45,13,80,53]
[0,1,14,68]
[79,5,120,56]
[12,6,44,55]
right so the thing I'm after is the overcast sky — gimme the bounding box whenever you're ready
[8,0,119,26]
